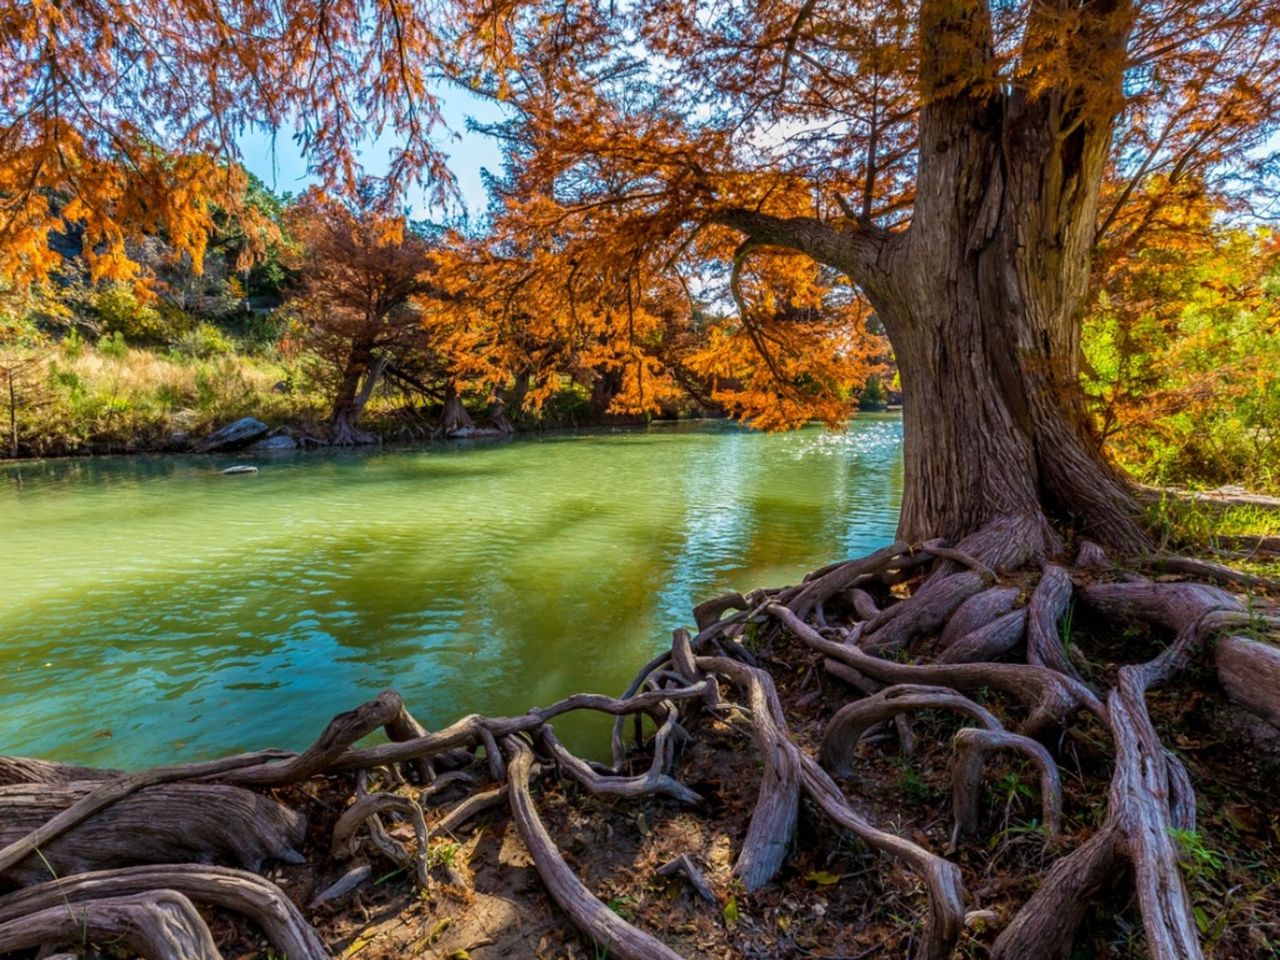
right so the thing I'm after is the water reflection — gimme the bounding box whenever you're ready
[0,417,903,766]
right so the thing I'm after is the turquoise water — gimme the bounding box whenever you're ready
[0,417,903,768]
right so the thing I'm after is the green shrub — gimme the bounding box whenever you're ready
[173,322,235,359]
[858,374,889,411]
[92,285,170,343]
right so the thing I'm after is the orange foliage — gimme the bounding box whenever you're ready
[283,188,439,432]
[3,0,1279,431]
[1,0,451,285]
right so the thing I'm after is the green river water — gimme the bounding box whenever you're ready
[0,416,903,768]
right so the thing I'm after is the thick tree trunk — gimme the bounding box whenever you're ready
[881,261,1144,552]
[716,0,1147,553]
[875,0,1143,552]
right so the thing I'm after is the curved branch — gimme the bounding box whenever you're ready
[331,793,429,887]
[768,602,1104,733]
[820,684,1003,777]
[537,718,701,805]
[710,208,889,285]
[0,891,223,960]
[696,656,801,891]
[951,727,1063,839]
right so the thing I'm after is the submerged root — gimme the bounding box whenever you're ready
[0,517,1276,959]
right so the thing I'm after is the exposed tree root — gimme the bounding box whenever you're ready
[0,891,223,959]
[1,516,1277,959]
[0,781,307,884]
[951,728,1062,841]
[820,685,1002,778]
[0,866,326,960]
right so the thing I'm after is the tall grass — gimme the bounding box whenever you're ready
[2,337,325,457]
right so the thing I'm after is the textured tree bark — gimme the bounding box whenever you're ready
[0,891,224,959]
[0,782,306,884]
[440,379,476,435]
[505,737,685,960]
[1214,635,1280,727]
[820,685,1002,778]
[951,727,1063,839]
[694,655,801,892]
[938,608,1026,664]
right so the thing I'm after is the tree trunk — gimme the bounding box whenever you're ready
[715,0,1148,554]
[881,254,1143,553]
[329,340,385,445]
[440,381,475,436]
[589,366,621,420]
[870,0,1146,553]
[5,366,16,459]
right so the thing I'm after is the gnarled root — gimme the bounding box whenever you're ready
[504,736,685,960]
[0,517,1272,960]
[0,891,223,960]
[820,684,1002,777]
[694,653,965,960]
[0,865,326,960]
[951,728,1063,840]
[0,781,306,884]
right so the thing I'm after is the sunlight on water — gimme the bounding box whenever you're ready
[0,417,902,767]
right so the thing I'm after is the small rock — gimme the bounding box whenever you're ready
[220,465,259,475]
[195,417,269,452]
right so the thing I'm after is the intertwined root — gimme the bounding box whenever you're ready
[1,517,1277,959]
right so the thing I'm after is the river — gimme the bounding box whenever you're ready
[0,416,903,767]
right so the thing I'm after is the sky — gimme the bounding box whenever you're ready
[236,85,510,228]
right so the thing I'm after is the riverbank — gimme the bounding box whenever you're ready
[0,338,692,462]
[4,423,1280,959]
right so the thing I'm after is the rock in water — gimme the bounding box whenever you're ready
[195,417,269,452]
[250,434,297,452]
[220,465,259,476]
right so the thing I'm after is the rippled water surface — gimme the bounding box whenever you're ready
[1,417,902,767]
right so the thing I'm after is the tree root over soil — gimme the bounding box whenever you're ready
[2,518,1280,959]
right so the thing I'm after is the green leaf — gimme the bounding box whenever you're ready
[722,895,739,925]
[805,870,842,885]
[1193,906,1210,934]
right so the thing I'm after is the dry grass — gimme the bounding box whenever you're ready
[2,340,326,457]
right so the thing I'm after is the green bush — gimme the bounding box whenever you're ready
[858,374,889,411]
[93,285,170,343]
[172,322,236,359]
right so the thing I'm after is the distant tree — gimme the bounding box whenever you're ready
[0,290,59,457]
[858,375,890,412]
[284,189,439,444]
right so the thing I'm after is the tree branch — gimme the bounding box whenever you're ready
[710,208,888,286]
